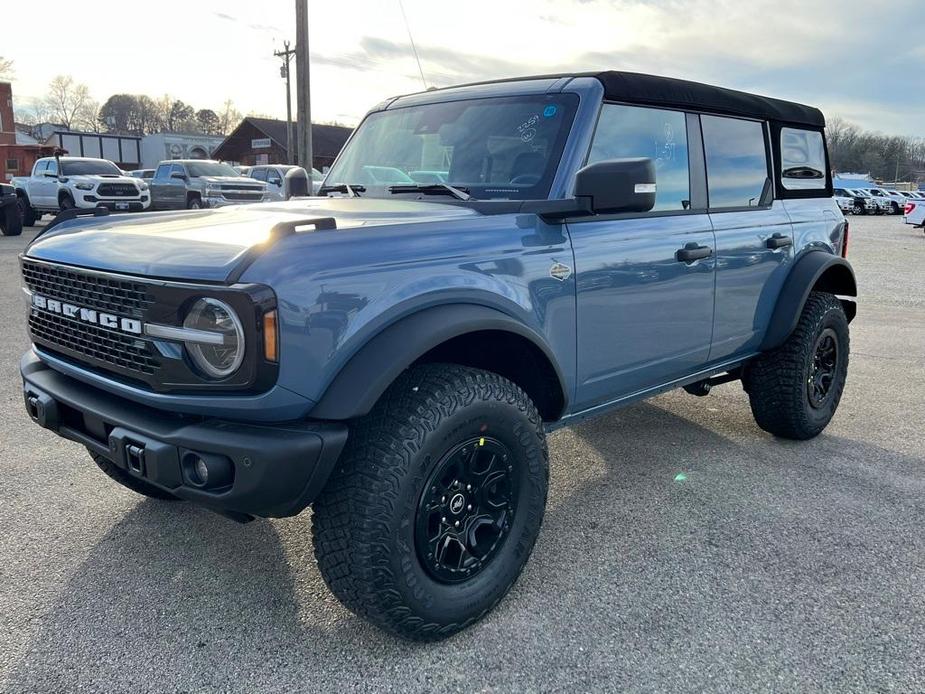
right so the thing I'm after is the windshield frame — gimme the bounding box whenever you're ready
[60,159,122,176]
[325,93,580,201]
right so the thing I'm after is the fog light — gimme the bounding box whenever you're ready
[182,451,234,489]
[195,457,210,485]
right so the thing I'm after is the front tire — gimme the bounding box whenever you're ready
[187,196,202,210]
[312,364,549,641]
[59,194,75,210]
[17,197,37,227]
[744,292,849,440]
[1,202,23,236]
[89,450,181,501]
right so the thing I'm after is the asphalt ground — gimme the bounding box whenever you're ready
[1,214,923,693]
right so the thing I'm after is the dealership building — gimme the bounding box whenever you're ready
[213,117,352,171]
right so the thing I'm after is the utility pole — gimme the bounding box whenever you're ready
[295,0,312,171]
[274,40,296,164]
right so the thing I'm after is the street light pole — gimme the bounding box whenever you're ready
[295,0,313,171]
[274,40,296,164]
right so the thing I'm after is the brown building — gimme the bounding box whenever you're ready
[1,81,55,182]
[213,117,352,171]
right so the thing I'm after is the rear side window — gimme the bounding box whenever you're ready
[588,103,690,211]
[701,115,769,209]
[780,128,826,190]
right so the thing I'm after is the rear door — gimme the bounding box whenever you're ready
[150,164,173,209]
[703,115,794,360]
[570,104,716,409]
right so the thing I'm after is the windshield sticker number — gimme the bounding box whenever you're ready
[518,114,540,143]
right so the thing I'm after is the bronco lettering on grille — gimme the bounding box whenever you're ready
[31,293,143,335]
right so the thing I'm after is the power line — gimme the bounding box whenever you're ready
[397,0,427,90]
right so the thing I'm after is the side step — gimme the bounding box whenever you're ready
[683,370,741,397]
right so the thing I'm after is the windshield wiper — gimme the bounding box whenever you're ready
[319,183,365,197]
[388,184,472,201]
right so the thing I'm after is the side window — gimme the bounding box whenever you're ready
[588,103,690,211]
[154,164,171,180]
[170,163,186,178]
[251,168,267,182]
[45,159,58,176]
[701,115,769,209]
[267,169,282,186]
[33,160,48,176]
[780,127,826,190]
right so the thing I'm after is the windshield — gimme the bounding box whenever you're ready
[325,94,579,200]
[61,159,122,176]
[186,161,240,178]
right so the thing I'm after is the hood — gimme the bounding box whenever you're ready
[68,174,136,183]
[25,198,480,282]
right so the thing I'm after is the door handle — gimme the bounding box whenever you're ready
[676,242,713,262]
[766,233,793,249]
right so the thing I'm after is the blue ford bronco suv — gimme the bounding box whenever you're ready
[20,72,855,640]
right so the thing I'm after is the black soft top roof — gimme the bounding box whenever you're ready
[591,71,824,128]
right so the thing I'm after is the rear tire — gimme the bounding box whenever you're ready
[744,292,849,440]
[89,450,181,501]
[312,364,549,641]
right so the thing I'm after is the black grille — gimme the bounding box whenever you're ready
[21,260,153,317]
[97,183,140,197]
[29,311,158,374]
[222,191,264,201]
[220,184,263,192]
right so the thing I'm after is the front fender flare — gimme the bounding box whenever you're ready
[310,304,567,420]
[760,251,857,351]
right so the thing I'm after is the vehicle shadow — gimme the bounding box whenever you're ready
[6,399,925,692]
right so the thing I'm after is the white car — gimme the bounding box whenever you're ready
[862,187,907,215]
[833,191,855,214]
[12,157,151,226]
[850,188,889,215]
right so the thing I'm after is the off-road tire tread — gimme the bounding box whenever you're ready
[312,363,548,641]
[745,291,848,440]
[89,451,181,500]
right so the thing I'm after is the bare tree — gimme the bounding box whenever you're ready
[43,75,96,130]
[218,99,243,135]
[0,56,13,80]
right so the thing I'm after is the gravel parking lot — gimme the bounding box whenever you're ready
[1,215,923,693]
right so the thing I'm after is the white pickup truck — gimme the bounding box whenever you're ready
[12,156,151,226]
[904,196,925,227]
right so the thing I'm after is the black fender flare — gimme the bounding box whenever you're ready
[310,304,568,420]
[760,251,857,351]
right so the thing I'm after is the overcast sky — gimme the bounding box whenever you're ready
[4,0,924,136]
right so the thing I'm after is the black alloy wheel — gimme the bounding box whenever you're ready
[415,436,517,583]
[807,328,839,409]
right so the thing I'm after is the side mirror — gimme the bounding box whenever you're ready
[170,171,188,181]
[44,171,59,178]
[574,158,656,215]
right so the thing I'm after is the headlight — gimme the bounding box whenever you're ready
[138,181,149,191]
[205,186,223,197]
[75,182,94,191]
[182,298,245,378]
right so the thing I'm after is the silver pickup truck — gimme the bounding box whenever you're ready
[148,160,268,210]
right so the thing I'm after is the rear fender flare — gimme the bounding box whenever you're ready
[310,304,567,420]
[760,251,857,351]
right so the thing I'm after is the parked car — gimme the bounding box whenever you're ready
[850,188,888,214]
[0,182,22,236]
[12,156,151,225]
[834,187,876,215]
[129,169,155,180]
[247,165,317,200]
[833,190,855,214]
[903,198,925,227]
[19,70,855,641]
[148,159,267,210]
[862,187,906,215]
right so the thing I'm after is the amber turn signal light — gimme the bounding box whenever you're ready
[263,310,279,362]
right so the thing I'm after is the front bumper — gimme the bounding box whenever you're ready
[21,353,348,519]
[79,196,150,212]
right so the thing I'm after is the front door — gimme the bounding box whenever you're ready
[570,104,716,410]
